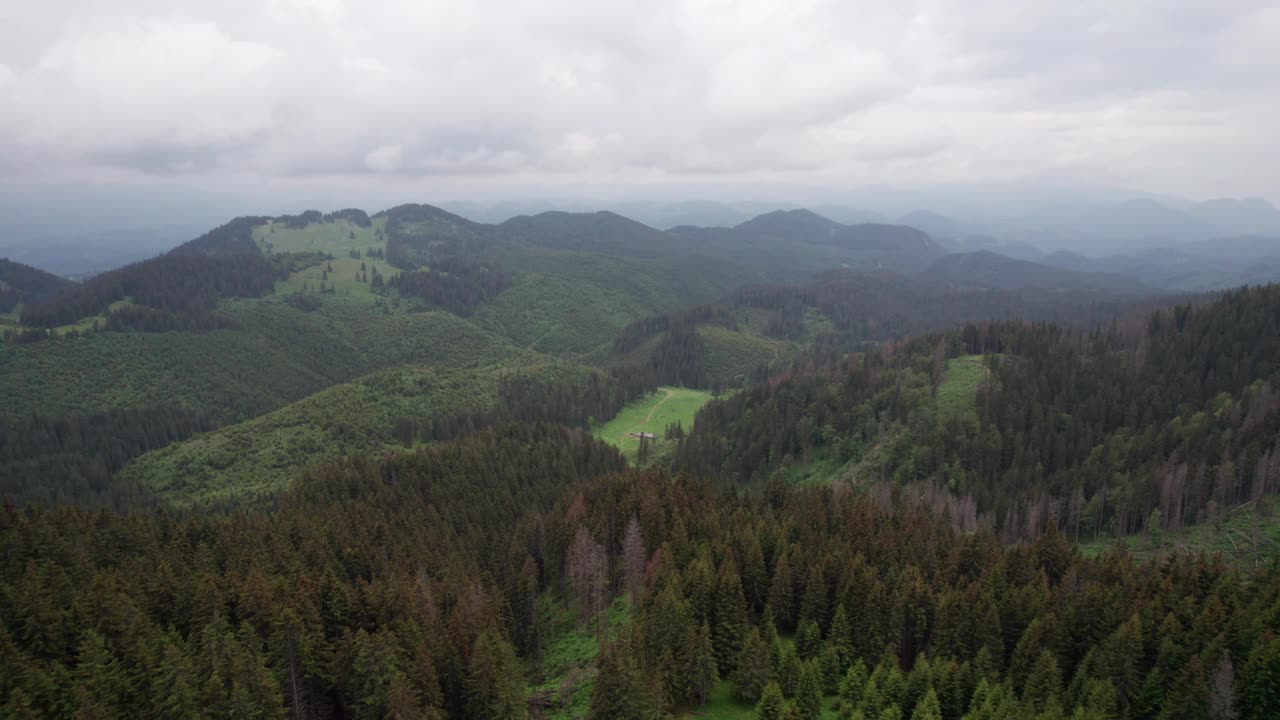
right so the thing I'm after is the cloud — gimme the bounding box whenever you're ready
[0,0,1277,200]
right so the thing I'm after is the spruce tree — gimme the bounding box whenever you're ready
[793,660,823,720]
[908,688,942,720]
[734,626,775,703]
[466,628,526,720]
[758,682,787,720]
[685,621,719,707]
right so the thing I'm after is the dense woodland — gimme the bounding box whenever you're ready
[389,260,512,316]
[4,424,1280,719]
[676,286,1280,546]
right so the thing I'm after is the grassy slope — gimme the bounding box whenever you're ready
[121,360,597,507]
[935,355,987,420]
[591,387,714,464]
[529,596,633,720]
[256,217,391,306]
[1079,496,1280,564]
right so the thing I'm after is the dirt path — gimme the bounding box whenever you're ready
[640,388,675,427]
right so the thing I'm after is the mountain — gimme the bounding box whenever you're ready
[725,208,947,271]
[0,258,74,316]
[497,210,689,258]
[936,233,1046,261]
[922,250,1144,293]
[1040,235,1280,290]
[1188,197,1280,235]
[897,209,964,241]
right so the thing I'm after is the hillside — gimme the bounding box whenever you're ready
[923,250,1145,293]
[0,258,73,319]
[119,360,609,507]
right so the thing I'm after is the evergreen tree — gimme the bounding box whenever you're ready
[1241,638,1280,720]
[589,643,658,720]
[758,682,788,720]
[793,660,823,720]
[734,626,775,703]
[909,688,942,720]
[1022,649,1062,713]
[466,628,526,720]
[685,621,719,706]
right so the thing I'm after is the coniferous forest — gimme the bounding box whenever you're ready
[3,205,1280,720]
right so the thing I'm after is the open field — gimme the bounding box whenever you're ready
[591,386,714,464]
[936,354,988,419]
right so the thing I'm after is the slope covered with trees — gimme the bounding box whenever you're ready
[675,285,1280,547]
[4,427,1280,719]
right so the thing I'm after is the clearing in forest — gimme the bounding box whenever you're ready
[591,386,713,464]
[935,354,989,419]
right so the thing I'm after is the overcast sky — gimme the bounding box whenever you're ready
[2,0,1278,206]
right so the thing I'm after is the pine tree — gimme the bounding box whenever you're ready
[589,643,658,720]
[466,628,526,720]
[1241,638,1280,720]
[734,626,775,703]
[827,604,854,666]
[793,660,823,720]
[1021,649,1062,713]
[758,682,787,720]
[714,562,750,675]
[909,688,942,720]
[837,659,869,712]
[685,621,719,706]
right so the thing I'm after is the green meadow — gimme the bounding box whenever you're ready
[591,386,715,464]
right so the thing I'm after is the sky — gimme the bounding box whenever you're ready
[1,0,1279,211]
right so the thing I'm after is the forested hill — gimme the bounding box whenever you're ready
[0,258,73,314]
[675,284,1280,544]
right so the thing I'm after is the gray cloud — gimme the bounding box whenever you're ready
[0,0,1277,200]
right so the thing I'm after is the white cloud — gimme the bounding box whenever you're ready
[0,0,1277,200]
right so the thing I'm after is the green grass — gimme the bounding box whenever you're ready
[675,681,841,720]
[936,355,988,420]
[1079,496,1280,564]
[254,217,386,256]
[529,594,633,720]
[783,447,855,487]
[120,359,596,507]
[258,218,390,306]
[592,386,714,464]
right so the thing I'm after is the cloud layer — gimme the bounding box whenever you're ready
[2,0,1277,199]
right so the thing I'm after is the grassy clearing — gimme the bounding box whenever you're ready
[783,447,855,487]
[592,386,714,464]
[675,680,840,720]
[1079,496,1280,564]
[260,218,391,307]
[936,355,988,420]
[529,595,633,720]
[254,217,386,256]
